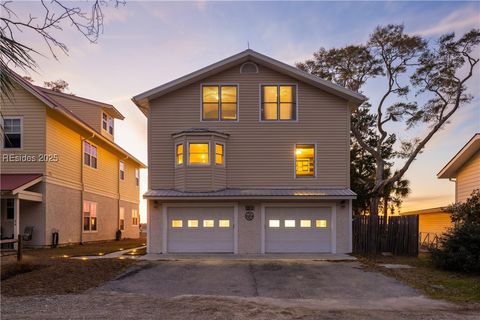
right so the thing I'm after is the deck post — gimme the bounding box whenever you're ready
[13,197,20,250]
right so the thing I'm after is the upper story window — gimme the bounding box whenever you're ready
[83,141,98,169]
[202,85,238,121]
[135,168,140,186]
[83,201,97,232]
[119,161,125,180]
[102,112,114,135]
[215,143,224,165]
[176,143,184,166]
[3,117,22,149]
[261,85,296,121]
[189,143,209,165]
[295,144,315,177]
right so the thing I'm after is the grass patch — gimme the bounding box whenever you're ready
[357,253,480,303]
[1,262,46,281]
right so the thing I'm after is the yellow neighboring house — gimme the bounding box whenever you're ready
[1,70,146,247]
[401,133,480,241]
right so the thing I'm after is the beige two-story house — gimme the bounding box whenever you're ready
[133,50,365,254]
[1,70,146,247]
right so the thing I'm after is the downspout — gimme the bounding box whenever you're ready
[118,155,129,234]
[80,133,95,244]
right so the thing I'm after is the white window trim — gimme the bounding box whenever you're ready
[294,143,317,179]
[135,168,140,186]
[83,201,98,233]
[2,116,23,150]
[83,140,98,170]
[187,141,211,166]
[102,112,108,131]
[174,142,184,168]
[214,142,226,167]
[132,209,139,226]
[119,160,125,181]
[119,207,125,231]
[259,83,298,122]
[200,83,240,122]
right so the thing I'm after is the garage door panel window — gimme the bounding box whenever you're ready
[219,220,230,228]
[269,220,280,228]
[203,220,214,227]
[316,219,328,228]
[300,220,311,228]
[285,220,296,228]
[188,220,199,228]
[172,220,183,228]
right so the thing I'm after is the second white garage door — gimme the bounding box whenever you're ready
[167,207,234,253]
[265,207,332,253]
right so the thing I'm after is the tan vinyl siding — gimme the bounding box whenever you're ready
[1,84,46,174]
[45,93,103,134]
[119,159,141,203]
[149,63,349,191]
[45,109,82,188]
[83,141,118,198]
[456,150,480,203]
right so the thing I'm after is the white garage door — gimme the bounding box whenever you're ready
[167,207,234,253]
[265,207,332,253]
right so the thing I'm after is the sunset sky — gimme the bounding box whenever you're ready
[9,1,480,221]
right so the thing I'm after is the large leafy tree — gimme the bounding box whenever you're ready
[298,25,480,215]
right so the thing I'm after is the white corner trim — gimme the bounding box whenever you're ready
[348,199,353,253]
[162,205,168,253]
[331,204,337,254]
[146,201,152,254]
[234,202,239,254]
[260,204,266,254]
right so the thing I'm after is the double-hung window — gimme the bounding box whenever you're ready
[119,207,125,231]
[202,85,238,121]
[132,209,139,226]
[119,161,125,180]
[108,117,114,135]
[261,85,296,121]
[102,113,108,131]
[135,168,140,186]
[3,117,22,149]
[83,141,98,168]
[295,144,315,177]
[189,143,209,165]
[83,201,97,232]
[215,143,224,165]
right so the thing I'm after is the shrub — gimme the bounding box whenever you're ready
[430,190,480,273]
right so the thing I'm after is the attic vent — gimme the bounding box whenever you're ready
[240,62,258,74]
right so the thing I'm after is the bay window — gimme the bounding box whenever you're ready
[189,143,209,165]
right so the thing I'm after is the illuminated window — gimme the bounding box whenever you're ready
[171,220,183,228]
[83,141,97,169]
[316,220,328,228]
[119,207,125,231]
[295,144,315,177]
[203,220,214,228]
[285,220,296,228]
[300,220,311,228]
[215,143,224,165]
[202,85,238,121]
[261,85,296,121]
[176,143,184,166]
[189,143,209,165]
[269,220,280,228]
[188,220,199,228]
[83,201,97,232]
[119,161,125,180]
[132,209,139,225]
[219,220,230,227]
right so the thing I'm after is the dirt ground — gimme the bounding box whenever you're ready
[2,292,479,320]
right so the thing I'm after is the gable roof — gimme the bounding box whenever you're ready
[38,87,125,120]
[6,69,146,168]
[437,133,480,179]
[132,49,367,116]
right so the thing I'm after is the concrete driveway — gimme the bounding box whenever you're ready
[96,259,449,310]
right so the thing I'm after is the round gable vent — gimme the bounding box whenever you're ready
[240,62,259,74]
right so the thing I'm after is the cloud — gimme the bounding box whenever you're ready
[414,5,480,36]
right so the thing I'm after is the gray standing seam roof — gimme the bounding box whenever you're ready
[144,188,356,198]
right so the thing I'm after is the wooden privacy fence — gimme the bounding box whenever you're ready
[353,215,419,256]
